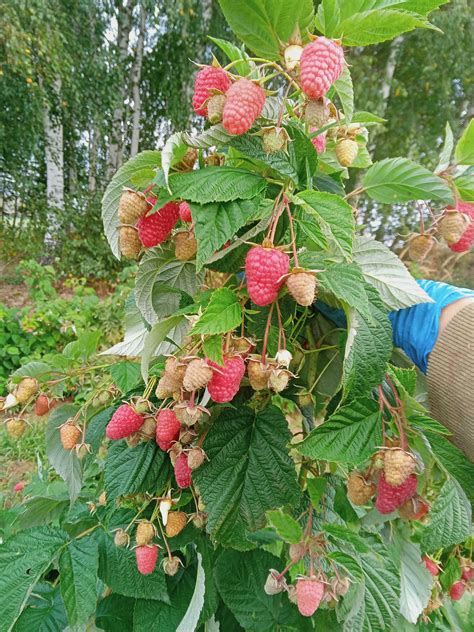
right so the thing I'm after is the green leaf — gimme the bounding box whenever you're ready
[319,263,371,317]
[98,532,168,602]
[202,335,224,366]
[424,431,474,505]
[435,122,454,174]
[16,495,69,530]
[135,249,203,324]
[192,288,242,335]
[192,198,264,271]
[297,398,382,464]
[162,167,267,204]
[420,478,472,552]
[193,406,300,549]
[454,173,474,202]
[455,119,474,165]
[393,535,432,624]
[59,534,99,626]
[109,361,141,393]
[266,509,304,544]
[102,151,161,259]
[105,441,170,501]
[181,124,233,149]
[341,9,429,46]
[176,553,205,632]
[0,526,68,631]
[363,157,454,204]
[133,568,197,631]
[162,132,189,186]
[440,556,462,593]
[353,235,433,310]
[343,285,392,396]
[208,37,252,76]
[217,0,314,60]
[388,365,417,397]
[322,523,370,553]
[228,133,299,184]
[315,0,341,37]
[334,66,354,123]
[214,549,309,631]
[295,190,354,260]
[348,552,400,632]
[13,584,68,632]
[141,314,185,381]
[46,405,82,502]
[96,594,135,632]
[307,477,327,507]
[11,361,53,381]
[101,291,148,357]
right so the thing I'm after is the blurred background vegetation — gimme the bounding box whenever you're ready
[0,0,473,388]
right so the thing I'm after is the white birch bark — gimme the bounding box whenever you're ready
[107,0,136,179]
[130,2,147,157]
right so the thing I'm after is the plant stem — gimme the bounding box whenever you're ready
[261,302,275,364]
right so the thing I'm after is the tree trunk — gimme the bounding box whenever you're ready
[130,2,147,157]
[88,124,98,194]
[107,0,136,179]
[41,75,65,247]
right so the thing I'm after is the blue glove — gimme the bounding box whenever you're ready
[316,280,474,374]
[389,280,474,373]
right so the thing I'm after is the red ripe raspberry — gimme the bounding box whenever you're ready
[448,201,474,253]
[137,202,179,248]
[135,545,158,575]
[222,79,266,135]
[155,409,181,451]
[375,472,417,514]
[296,577,325,617]
[174,452,192,488]
[179,201,192,223]
[245,245,290,306]
[207,356,245,403]
[422,555,439,577]
[449,580,466,601]
[300,37,345,99]
[192,66,231,116]
[106,404,145,440]
[310,129,326,154]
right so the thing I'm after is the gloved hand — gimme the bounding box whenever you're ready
[389,279,474,373]
[316,280,474,374]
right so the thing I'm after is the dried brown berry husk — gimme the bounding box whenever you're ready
[14,377,39,404]
[205,269,229,288]
[173,402,206,427]
[398,494,429,521]
[174,230,197,260]
[139,416,157,440]
[183,358,213,392]
[6,417,27,439]
[163,555,182,576]
[60,420,82,450]
[174,147,198,171]
[231,336,255,356]
[347,471,376,505]
[98,491,107,506]
[261,127,290,154]
[264,569,287,595]
[119,226,141,259]
[268,368,291,393]
[187,447,206,470]
[408,234,434,261]
[169,442,182,466]
[207,93,226,124]
[383,448,417,486]
[247,356,275,391]
[335,138,358,167]
[192,512,207,529]
[438,209,471,245]
[136,520,156,546]
[118,188,148,224]
[166,511,187,537]
[304,98,330,128]
[289,542,306,562]
[126,432,141,448]
[286,270,317,306]
[179,428,196,445]
[114,528,130,547]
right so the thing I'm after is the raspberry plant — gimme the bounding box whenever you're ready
[2,2,474,631]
